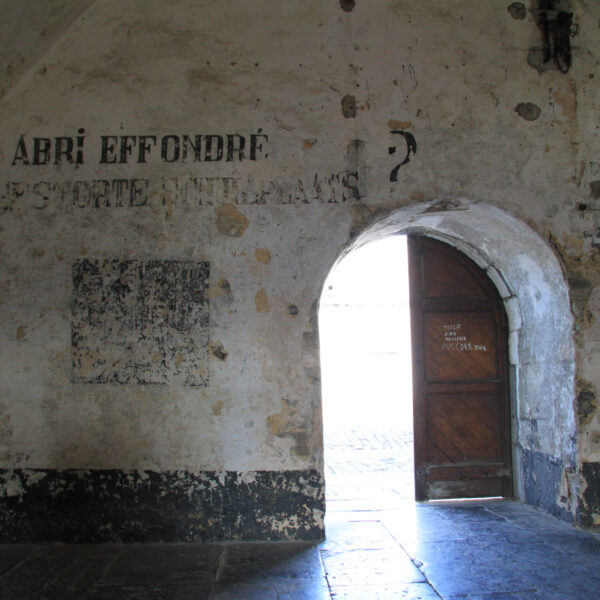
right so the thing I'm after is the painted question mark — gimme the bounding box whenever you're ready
[388,130,417,182]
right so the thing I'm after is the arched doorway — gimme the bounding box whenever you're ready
[320,200,576,517]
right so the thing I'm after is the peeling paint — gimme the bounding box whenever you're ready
[0,468,324,542]
[580,463,600,527]
[206,278,232,299]
[515,102,541,121]
[210,341,228,361]
[553,83,578,125]
[577,379,597,423]
[267,398,311,459]
[267,413,286,436]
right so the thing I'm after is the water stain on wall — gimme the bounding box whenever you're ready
[255,289,270,313]
[216,204,249,237]
[267,398,310,459]
[254,248,271,265]
[388,119,412,130]
[206,278,233,300]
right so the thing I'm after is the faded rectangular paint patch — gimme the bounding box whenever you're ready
[71,259,209,385]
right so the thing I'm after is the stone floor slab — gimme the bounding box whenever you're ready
[86,584,212,600]
[403,539,537,598]
[215,542,322,582]
[328,583,441,599]
[209,576,331,599]
[0,545,119,600]
[321,547,425,586]
[451,594,547,600]
[100,544,220,587]
[323,518,400,552]
[0,545,36,580]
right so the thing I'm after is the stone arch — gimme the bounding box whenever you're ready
[322,198,576,517]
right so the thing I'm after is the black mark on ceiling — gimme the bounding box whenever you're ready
[515,102,541,121]
[529,1,577,73]
[288,305,299,316]
[507,2,527,19]
[340,0,355,12]
[341,95,357,119]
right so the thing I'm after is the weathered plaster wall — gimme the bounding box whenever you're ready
[0,0,599,539]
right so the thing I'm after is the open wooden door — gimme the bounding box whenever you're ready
[408,236,512,500]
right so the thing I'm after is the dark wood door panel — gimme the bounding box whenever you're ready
[408,235,512,501]
[421,245,487,298]
[426,393,503,463]
[425,473,508,500]
[423,311,498,381]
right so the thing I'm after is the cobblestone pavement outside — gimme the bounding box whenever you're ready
[324,426,416,510]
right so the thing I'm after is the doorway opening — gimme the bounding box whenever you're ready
[320,231,515,511]
[318,200,577,519]
[319,235,415,511]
